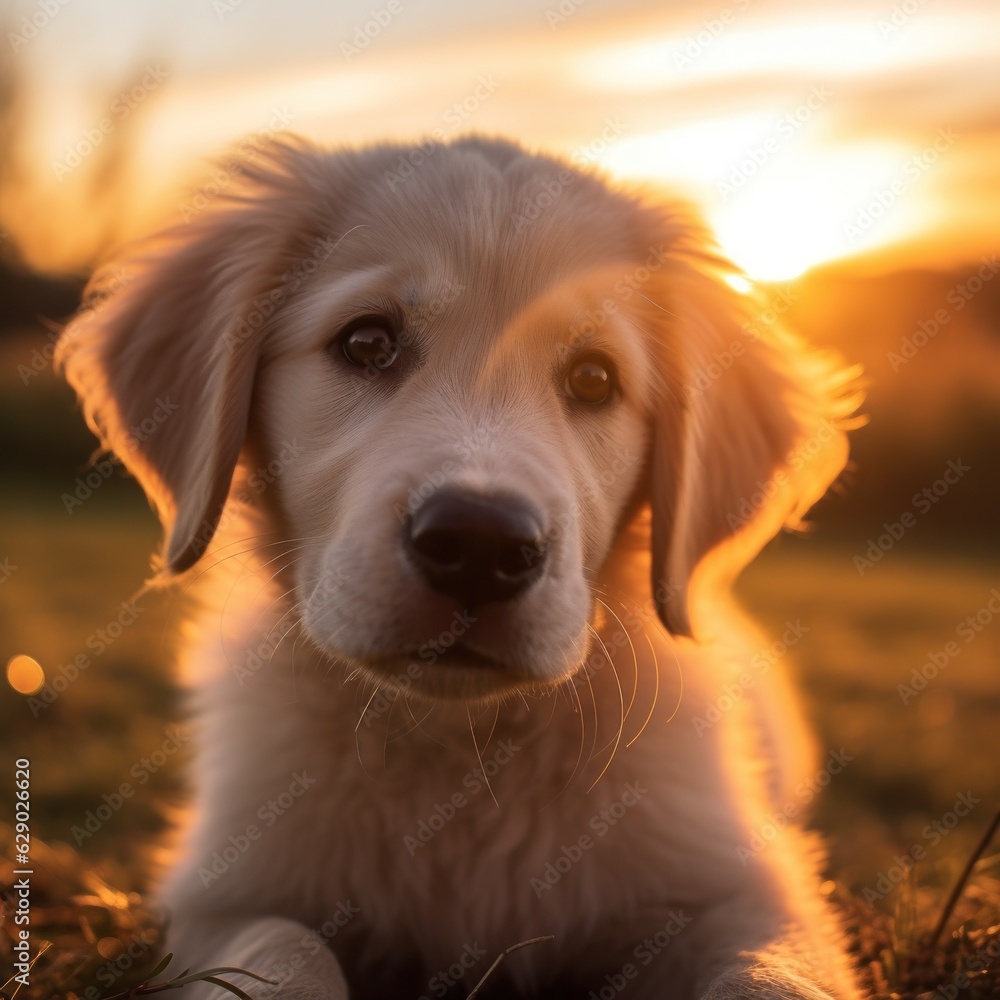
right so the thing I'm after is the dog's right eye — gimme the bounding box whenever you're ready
[339,319,400,370]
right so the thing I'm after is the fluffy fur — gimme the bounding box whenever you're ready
[59,135,862,1000]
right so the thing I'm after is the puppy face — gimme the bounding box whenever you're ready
[255,254,655,698]
[58,137,853,703]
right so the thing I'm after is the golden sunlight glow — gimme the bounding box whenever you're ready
[708,145,924,281]
[597,115,778,184]
[580,14,997,91]
[599,115,917,281]
[7,654,46,696]
[8,2,1000,278]
[723,273,753,294]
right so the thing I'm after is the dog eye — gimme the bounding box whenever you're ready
[566,354,615,405]
[340,319,399,370]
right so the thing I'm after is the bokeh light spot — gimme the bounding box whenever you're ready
[7,654,46,696]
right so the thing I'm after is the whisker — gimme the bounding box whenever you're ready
[354,680,386,785]
[593,584,680,745]
[479,699,501,750]
[575,640,601,779]
[633,289,678,319]
[177,531,322,598]
[383,688,402,769]
[655,633,684,728]
[542,675,589,808]
[584,622,625,793]
[355,683,383,733]
[595,597,639,725]
[402,694,443,746]
[468,707,498,808]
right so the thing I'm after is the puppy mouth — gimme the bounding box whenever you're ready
[426,641,504,669]
[354,641,566,702]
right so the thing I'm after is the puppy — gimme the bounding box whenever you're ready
[59,135,861,1000]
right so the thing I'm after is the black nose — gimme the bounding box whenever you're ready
[405,491,548,607]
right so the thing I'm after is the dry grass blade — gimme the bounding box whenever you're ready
[464,935,555,1000]
[101,956,277,1000]
[927,804,1000,952]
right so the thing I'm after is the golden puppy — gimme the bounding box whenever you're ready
[60,135,860,1000]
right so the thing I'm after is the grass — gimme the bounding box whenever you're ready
[2,498,999,997]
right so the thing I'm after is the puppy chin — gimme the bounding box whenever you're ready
[312,628,593,704]
[299,558,595,702]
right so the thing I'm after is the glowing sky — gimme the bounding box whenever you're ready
[8,0,1000,279]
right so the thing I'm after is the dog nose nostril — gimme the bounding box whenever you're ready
[406,491,548,607]
[496,539,544,579]
[411,529,465,572]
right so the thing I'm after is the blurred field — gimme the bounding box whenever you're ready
[738,537,1000,888]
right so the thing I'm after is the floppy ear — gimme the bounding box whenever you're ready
[648,255,858,637]
[57,139,329,575]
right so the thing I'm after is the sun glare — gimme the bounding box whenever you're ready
[598,112,919,281]
[597,114,778,184]
[708,145,925,281]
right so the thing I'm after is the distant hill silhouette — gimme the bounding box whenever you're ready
[770,260,1000,549]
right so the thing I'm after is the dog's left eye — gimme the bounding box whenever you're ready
[339,319,400,370]
[566,354,616,405]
